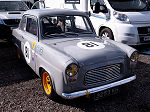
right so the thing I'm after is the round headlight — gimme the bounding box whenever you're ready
[130,51,139,62]
[130,51,139,70]
[65,63,79,84]
[66,63,78,77]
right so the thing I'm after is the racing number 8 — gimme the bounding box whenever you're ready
[25,46,29,59]
[82,42,99,47]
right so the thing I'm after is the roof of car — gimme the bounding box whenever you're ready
[0,0,23,1]
[23,8,88,18]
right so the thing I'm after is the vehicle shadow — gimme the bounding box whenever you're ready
[0,40,38,87]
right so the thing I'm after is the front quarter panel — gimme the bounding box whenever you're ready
[35,42,74,95]
[105,39,137,58]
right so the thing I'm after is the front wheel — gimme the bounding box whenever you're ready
[100,28,114,40]
[41,70,56,99]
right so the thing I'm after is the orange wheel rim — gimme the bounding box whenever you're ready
[42,72,52,95]
[17,49,20,59]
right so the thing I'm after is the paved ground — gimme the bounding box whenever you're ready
[0,40,150,112]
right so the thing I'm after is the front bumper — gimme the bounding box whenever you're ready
[62,75,136,99]
[114,22,150,45]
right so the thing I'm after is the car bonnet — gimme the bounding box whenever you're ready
[0,11,23,19]
[43,37,126,66]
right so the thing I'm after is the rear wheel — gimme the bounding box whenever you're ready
[41,70,56,99]
[100,28,114,40]
[16,48,21,59]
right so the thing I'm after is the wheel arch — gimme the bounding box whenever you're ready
[39,66,56,90]
[98,26,115,40]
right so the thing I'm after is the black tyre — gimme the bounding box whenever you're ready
[41,70,56,99]
[100,28,114,40]
[0,24,12,41]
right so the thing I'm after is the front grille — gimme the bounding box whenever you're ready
[138,27,150,43]
[84,64,121,86]
[3,19,20,27]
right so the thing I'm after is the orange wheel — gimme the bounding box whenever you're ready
[42,72,52,95]
[41,70,55,99]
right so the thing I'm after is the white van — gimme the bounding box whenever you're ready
[44,0,150,46]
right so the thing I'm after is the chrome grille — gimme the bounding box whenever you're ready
[3,19,20,27]
[84,64,121,86]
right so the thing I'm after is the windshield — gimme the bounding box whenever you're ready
[41,15,94,38]
[108,0,150,11]
[0,1,28,11]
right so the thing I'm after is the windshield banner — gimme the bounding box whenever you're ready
[65,0,80,4]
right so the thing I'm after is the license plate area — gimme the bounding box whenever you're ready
[92,87,119,100]
[140,36,150,42]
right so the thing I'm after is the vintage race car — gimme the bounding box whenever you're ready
[12,9,138,99]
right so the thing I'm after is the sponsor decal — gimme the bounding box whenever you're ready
[35,45,43,55]
[32,42,36,49]
[32,42,44,55]
[24,41,31,63]
[77,41,105,50]
[31,50,35,61]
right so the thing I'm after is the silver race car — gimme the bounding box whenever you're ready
[13,9,138,99]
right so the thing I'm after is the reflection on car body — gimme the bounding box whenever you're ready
[13,9,138,99]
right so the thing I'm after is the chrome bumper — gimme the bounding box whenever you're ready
[62,75,136,99]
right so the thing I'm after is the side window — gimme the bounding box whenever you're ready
[20,16,27,31]
[91,0,104,10]
[26,17,38,36]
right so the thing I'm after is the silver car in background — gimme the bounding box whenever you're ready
[0,0,29,40]
[13,9,138,100]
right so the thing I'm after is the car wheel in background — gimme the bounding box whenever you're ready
[100,28,114,40]
[16,48,21,59]
[0,24,12,41]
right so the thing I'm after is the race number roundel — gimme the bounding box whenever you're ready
[77,41,105,50]
[24,41,31,63]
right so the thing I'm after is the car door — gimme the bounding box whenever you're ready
[90,0,108,29]
[21,16,38,71]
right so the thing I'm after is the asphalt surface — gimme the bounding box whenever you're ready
[0,40,150,112]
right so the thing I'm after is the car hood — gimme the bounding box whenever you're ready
[0,11,24,19]
[122,11,150,23]
[43,37,126,66]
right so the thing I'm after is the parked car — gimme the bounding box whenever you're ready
[44,0,150,46]
[13,9,138,100]
[0,0,44,41]
[0,0,29,40]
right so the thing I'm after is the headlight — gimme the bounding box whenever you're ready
[130,51,139,69]
[65,63,79,84]
[0,19,5,25]
[113,11,130,23]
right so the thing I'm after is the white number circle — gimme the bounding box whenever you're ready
[24,41,31,63]
[77,41,105,50]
